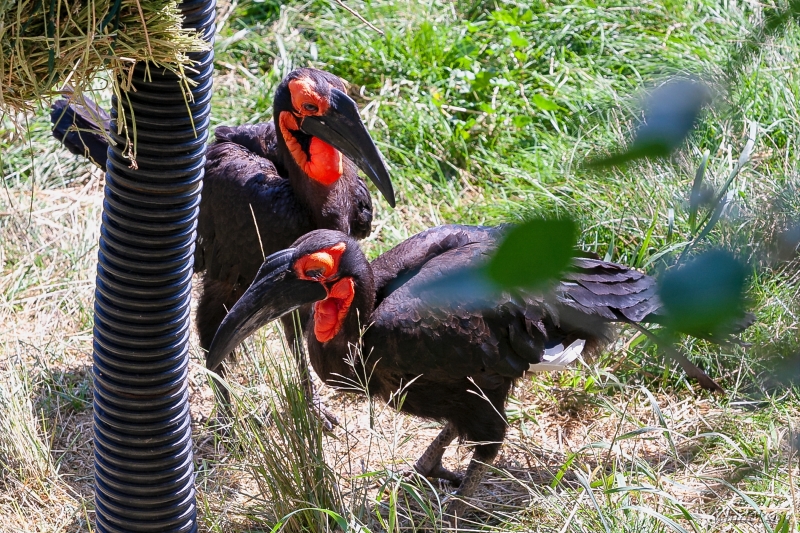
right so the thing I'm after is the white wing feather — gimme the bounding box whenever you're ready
[527,339,586,372]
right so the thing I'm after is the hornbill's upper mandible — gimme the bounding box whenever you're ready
[207,225,750,516]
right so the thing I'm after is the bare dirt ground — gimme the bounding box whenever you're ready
[2,175,797,532]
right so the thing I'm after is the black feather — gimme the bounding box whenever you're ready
[50,97,110,170]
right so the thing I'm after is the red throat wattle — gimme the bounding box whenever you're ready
[314,277,355,343]
[279,91,343,186]
[304,137,344,185]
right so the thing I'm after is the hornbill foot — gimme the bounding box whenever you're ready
[403,459,463,487]
[440,454,491,521]
[308,393,339,431]
[430,463,463,487]
[207,410,234,439]
[403,422,461,487]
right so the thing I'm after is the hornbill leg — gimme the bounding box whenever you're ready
[411,422,461,485]
[211,365,231,410]
[445,441,501,519]
[280,312,339,430]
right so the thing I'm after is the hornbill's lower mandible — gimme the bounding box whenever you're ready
[51,68,396,429]
[207,225,749,516]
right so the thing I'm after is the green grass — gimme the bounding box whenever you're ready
[2,0,799,531]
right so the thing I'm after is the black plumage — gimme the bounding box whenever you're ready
[50,69,395,424]
[208,224,741,516]
[193,116,377,351]
[50,94,111,170]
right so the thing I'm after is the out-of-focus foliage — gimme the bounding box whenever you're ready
[587,79,712,167]
[417,218,577,306]
[488,218,577,289]
[658,250,748,336]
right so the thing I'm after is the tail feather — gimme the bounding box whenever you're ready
[50,96,110,170]
[553,258,662,326]
[553,257,753,392]
[559,257,753,340]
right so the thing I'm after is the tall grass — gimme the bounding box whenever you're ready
[230,341,344,531]
[0,356,54,483]
[205,333,453,532]
[1,0,798,531]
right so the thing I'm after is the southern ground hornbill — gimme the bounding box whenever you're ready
[51,68,395,426]
[206,224,750,516]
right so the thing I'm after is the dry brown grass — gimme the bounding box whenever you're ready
[1,134,798,533]
[0,0,208,114]
[2,0,800,528]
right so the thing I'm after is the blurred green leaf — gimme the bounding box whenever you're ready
[532,94,559,111]
[491,9,517,24]
[488,218,577,289]
[513,115,532,128]
[472,70,493,91]
[587,79,711,168]
[508,30,530,48]
[777,223,800,261]
[415,218,578,306]
[658,250,747,335]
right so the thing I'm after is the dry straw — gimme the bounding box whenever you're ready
[0,0,209,113]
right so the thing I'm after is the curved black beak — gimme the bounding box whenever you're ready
[299,88,396,208]
[206,248,328,372]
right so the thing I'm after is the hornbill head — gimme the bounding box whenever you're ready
[206,230,366,372]
[274,68,395,207]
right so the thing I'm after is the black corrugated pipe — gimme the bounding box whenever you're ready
[92,1,215,531]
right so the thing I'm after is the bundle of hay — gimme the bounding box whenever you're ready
[0,0,209,113]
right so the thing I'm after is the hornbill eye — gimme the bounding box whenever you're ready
[293,243,348,281]
[302,103,319,113]
[305,268,325,279]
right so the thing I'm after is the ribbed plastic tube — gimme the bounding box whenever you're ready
[91,1,215,531]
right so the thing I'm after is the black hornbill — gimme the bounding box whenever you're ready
[207,225,735,516]
[51,68,396,425]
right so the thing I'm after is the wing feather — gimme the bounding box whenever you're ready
[368,229,664,386]
[196,140,312,285]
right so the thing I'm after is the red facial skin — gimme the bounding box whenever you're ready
[278,78,344,186]
[293,242,354,342]
[312,277,355,342]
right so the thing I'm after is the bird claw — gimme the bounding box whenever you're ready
[207,411,234,439]
[401,462,463,488]
[400,467,420,482]
[308,396,339,431]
